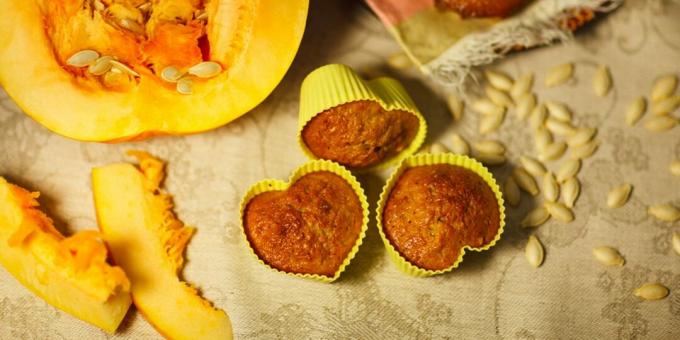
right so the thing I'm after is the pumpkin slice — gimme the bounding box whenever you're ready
[0,177,131,333]
[92,151,232,339]
[0,0,308,141]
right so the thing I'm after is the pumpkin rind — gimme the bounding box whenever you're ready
[0,0,309,141]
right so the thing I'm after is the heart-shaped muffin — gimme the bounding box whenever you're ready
[240,160,369,282]
[377,153,505,276]
[298,64,427,171]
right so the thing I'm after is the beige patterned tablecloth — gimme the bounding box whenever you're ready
[1,1,680,339]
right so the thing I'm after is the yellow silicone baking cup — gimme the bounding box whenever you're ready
[297,64,427,172]
[239,159,370,283]
[376,153,506,277]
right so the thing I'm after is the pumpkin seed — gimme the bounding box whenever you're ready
[195,10,209,20]
[544,201,574,222]
[137,2,151,12]
[430,142,449,154]
[520,155,547,178]
[515,93,536,120]
[472,98,503,115]
[472,140,505,155]
[545,101,572,122]
[521,207,550,228]
[525,235,544,268]
[109,60,140,77]
[634,283,669,300]
[562,177,580,208]
[513,167,539,196]
[447,94,464,122]
[542,172,559,202]
[478,110,506,135]
[161,66,183,83]
[644,115,678,132]
[387,53,412,70]
[556,159,581,182]
[475,153,506,166]
[66,50,99,67]
[648,204,680,222]
[534,128,553,152]
[119,18,145,34]
[504,176,521,207]
[670,160,680,177]
[540,141,567,161]
[545,63,573,87]
[87,55,114,75]
[450,133,470,155]
[510,73,534,100]
[94,0,106,11]
[485,70,513,91]
[593,65,612,97]
[625,97,647,126]
[545,118,576,136]
[529,104,547,130]
[567,127,596,147]
[176,78,193,95]
[651,75,677,103]
[485,85,513,107]
[188,61,223,78]
[592,246,625,266]
[570,141,599,160]
[607,184,632,208]
[652,95,680,115]
[672,232,680,256]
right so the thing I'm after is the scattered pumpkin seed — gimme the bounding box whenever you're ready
[556,159,581,183]
[651,95,680,115]
[567,127,596,147]
[651,75,677,103]
[478,110,506,135]
[544,201,574,222]
[119,18,145,34]
[504,176,521,207]
[525,235,545,268]
[644,115,678,132]
[520,155,547,178]
[161,66,183,83]
[430,142,449,154]
[109,60,140,77]
[672,232,680,256]
[593,65,612,97]
[472,140,505,155]
[188,61,223,78]
[545,118,576,136]
[545,101,572,122]
[87,55,114,75]
[137,2,151,12]
[545,63,573,87]
[534,128,553,152]
[592,246,625,266]
[387,53,412,70]
[529,104,547,130]
[570,141,599,160]
[67,50,99,67]
[625,97,647,126]
[648,204,680,222]
[472,98,503,115]
[670,160,680,177]
[634,283,669,300]
[513,167,539,196]
[450,133,470,155]
[515,93,536,120]
[485,70,514,91]
[447,94,464,122]
[94,0,106,11]
[475,153,506,166]
[510,73,534,100]
[542,172,559,202]
[485,85,513,107]
[176,77,193,95]
[562,177,580,208]
[540,141,567,161]
[607,184,632,208]
[521,207,550,228]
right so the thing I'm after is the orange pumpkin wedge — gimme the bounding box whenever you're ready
[0,0,308,142]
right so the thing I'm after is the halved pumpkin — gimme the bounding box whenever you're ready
[92,151,232,339]
[0,177,131,333]
[0,0,308,142]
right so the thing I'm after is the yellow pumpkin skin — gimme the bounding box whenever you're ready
[0,177,132,333]
[92,151,232,340]
[0,0,309,142]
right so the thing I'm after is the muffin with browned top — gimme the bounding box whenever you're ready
[301,100,420,169]
[382,164,500,270]
[244,171,363,277]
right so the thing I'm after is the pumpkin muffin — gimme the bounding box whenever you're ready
[435,0,526,18]
[382,164,500,271]
[244,171,363,277]
[301,100,420,169]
